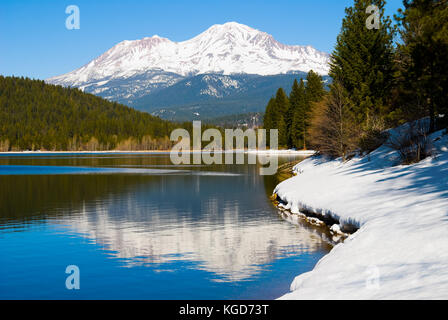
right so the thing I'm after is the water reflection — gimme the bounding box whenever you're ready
[0,154,331,298]
[54,195,329,282]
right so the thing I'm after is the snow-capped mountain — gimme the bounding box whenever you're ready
[47,22,330,104]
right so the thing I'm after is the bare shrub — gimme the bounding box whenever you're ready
[386,120,432,164]
[86,137,100,151]
[309,82,359,160]
[358,116,389,154]
[358,129,389,154]
[115,135,173,151]
[0,139,10,152]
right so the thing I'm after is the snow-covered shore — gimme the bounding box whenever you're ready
[274,129,448,299]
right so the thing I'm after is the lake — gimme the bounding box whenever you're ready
[0,153,331,299]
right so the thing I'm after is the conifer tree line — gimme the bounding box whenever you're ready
[263,0,448,160]
[0,76,192,151]
[263,71,326,149]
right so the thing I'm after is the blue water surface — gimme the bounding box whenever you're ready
[0,154,331,299]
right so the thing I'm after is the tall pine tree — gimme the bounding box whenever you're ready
[263,97,277,130]
[274,88,290,147]
[285,79,299,148]
[395,0,448,131]
[289,79,307,149]
[330,0,395,129]
[305,71,326,103]
[263,97,277,146]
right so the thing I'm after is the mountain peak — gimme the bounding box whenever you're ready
[47,22,330,96]
[209,21,257,31]
[195,22,265,41]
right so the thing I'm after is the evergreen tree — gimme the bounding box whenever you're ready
[285,79,300,147]
[394,0,448,131]
[303,71,326,149]
[278,114,288,147]
[330,0,395,128]
[290,79,307,149]
[305,70,326,103]
[273,88,290,147]
[263,97,277,130]
[263,97,277,146]
[263,73,327,150]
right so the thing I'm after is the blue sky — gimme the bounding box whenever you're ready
[0,0,403,80]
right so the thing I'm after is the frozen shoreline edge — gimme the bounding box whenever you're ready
[272,194,354,239]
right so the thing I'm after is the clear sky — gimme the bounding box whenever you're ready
[0,0,404,80]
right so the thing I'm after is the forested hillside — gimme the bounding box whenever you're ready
[0,76,178,151]
[206,112,263,129]
[132,73,331,121]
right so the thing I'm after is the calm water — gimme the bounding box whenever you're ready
[0,153,331,299]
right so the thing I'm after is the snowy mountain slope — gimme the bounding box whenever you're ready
[132,72,330,121]
[75,70,184,102]
[46,22,330,103]
[133,73,257,110]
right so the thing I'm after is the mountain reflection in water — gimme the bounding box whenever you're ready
[0,154,331,299]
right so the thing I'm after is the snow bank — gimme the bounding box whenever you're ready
[274,129,448,299]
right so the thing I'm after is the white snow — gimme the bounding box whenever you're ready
[329,224,343,235]
[274,128,448,299]
[46,22,330,88]
[200,85,220,97]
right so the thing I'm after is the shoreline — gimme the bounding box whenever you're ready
[272,160,353,243]
[0,149,316,156]
[272,195,353,242]
[273,129,448,299]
